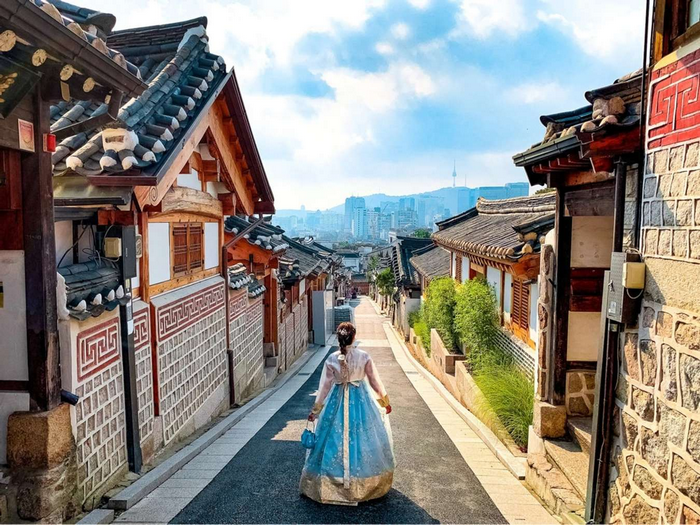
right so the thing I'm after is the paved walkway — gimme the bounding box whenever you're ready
[116,298,555,524]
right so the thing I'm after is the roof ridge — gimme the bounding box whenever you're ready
[476,192,556,215]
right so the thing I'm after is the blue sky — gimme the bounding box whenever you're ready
[89,0,645,210]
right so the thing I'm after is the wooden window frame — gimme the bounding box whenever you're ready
[510,277,530,344]
[171,222,203,277]
[656,0,700,59]
[147,213,221,297]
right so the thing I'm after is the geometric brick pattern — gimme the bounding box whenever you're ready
[156,282,225,342]
[133,306,154,447]
[278,295,309,372]
[157,301,227,444]
[229,290,264,402]
[76,316,120,382]
[74,317,127,504]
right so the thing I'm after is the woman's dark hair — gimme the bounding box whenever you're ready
[337,322,356,355]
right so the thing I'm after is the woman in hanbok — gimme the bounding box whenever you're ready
[300,322,395,505]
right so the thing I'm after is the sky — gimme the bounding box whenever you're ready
[87,0,646,210]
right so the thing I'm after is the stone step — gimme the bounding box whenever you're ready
[544,439,589,500]
[263,365,278,387]
[567,417,592,458]
[526,453,585,519]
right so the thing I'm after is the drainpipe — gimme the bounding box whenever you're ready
[220,216,265,406]
[635,0,652,250]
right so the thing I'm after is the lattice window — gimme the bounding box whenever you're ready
[172,223,203,277]
[511,278,530,342]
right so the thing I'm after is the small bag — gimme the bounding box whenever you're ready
[301,421,316,449]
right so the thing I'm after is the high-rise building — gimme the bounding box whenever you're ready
[351,204,367,238]
[344,196,365,232]
[399,197,416,211]
[366,207,381,240]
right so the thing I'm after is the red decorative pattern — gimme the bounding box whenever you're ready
[156,282,225,342]
[229,289,249,321]
[134,308,150,348]
[77,317,120,382]
[649,50,700,150]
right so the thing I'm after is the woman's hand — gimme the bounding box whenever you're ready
[385,405,392,415]
[308,413,316,422]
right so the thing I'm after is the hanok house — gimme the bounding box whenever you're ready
[0,1,147,521]
[223,214,288,402]
[432,194,555,374]
[513,71,644,520]
[409,243,450,294]
[387,236,433,338]
[2,10,275,519]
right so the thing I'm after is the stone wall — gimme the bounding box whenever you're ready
[229,289,265,403]
[565,370,595,417]
[61,312,128,507]
[151,278,228,445]
[133,302,155,462]
[278,295,309,372]
[608,52,700,523]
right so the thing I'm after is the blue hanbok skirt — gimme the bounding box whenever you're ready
[300,381,395,505]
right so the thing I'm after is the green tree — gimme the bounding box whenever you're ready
[366,255,379,282]
[412,228,432,239]
[535,187,555,194]
[375,268,396,297]
[454,278,500,367]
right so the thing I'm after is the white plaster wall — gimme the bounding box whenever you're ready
[529,281,539,344]
[55,220,74,267]
[0,251,27,381]
[178,172,200,191]
[451,252,457,279]
[567,311,601,361]
[149,223,171,285]
[0,391,30,464]
[206,182,217,199]
[486,266,502,310]
[204,222,219,270]
[132,224,140,290]
[299,278,306,296]
[503,273,512,323]
[571,216,614,268]
[461,256,470,282]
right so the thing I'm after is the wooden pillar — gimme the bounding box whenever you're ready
[551,188,572,406]
[21,82,60,412]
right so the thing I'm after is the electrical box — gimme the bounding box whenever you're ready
[104,237,122,258]
[121,226,137,279]
[606,252,643,324]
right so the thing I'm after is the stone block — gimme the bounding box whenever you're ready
[687,143,700,168]
[645,229,659,255]
[672,173,688,197]
[681,353,700,412]
[639,339,657,387]
[671,146,685,171]
[658,173,673,197]
[671,454,700,505]
[664,489,681,523]
[622,494,660,524]
[676,322,700,351]
[622,411,639,450]
[623,333,640,381]
[631,388,653,421]
[643,176,657,198]
[641,426,669,478]
[678,199,694,226]
[684,505,700,524]
[633,464,663,499]
[657,311,674,338]
[655,149,669,174]
[658,229,672,255]
[7,404,73,470]
[673,230,689,258]
[661,344,678,402]
[692,230,700,260]
[651,201,662,226]
[663,200,676,226]
[689,168,700,195]
[532,401,566,439]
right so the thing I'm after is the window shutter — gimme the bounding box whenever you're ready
[172,224,188,275]
[511,279,530,336]
[188,223,203,271]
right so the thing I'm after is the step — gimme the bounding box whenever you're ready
[544,439,589,500]
[526,453,585,518]
[263,365,278,387]
[567,417,592,457]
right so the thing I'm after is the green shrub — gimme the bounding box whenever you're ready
[375,268,396,297]
[454,277,499,367]
[423,277,457,350]
[408,309,421,328]
[413,320,431,356]
[473,364,534,449]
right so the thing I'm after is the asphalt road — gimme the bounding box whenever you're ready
[172,302,506,524]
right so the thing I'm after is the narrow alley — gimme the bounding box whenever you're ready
[113,298,554,524]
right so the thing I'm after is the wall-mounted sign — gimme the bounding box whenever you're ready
[0,55,40,119]
[18,119,34,152]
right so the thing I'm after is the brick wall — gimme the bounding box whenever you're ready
[152,279,228,445]
[133,302,155,461]
[608,51,700,524]
[229,289,264,403]
[71,314,128,506]
[278,295,309,371]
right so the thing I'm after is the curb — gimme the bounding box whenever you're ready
[382,318,527,480]
[101,344,325,514]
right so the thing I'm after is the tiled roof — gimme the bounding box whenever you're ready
[57,259,129,320]
[228,263,253,289]
[513,70,642,167]
[390,236,433,287]
[248,279,265,298]
[52,18,226,178]
[224,215,289,253]
[433,193,555,260]
[410,244,451,281]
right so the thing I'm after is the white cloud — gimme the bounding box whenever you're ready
[537,0,644,63]
[375,42,395,55]
[454,0,528,39]
[408,0,431,9]
[505,81,569,105]
[391,22,411,40]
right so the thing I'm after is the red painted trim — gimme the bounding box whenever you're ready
[76,316,121,382]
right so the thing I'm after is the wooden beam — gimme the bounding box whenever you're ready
[22,82,61,412]
[208,102,255,215]
[218,192,236,215]
[139,211,150,303]
[98,208,137,226]
[159,186,223,219]
[134,112,212,208]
